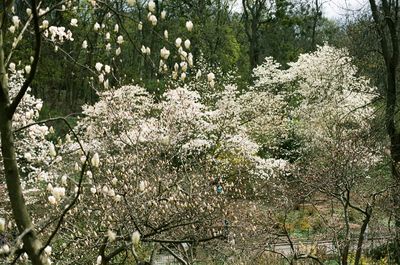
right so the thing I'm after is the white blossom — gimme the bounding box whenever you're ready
[175,37,182,48]
[160,47,170,60]
[180,72,186,81]
[25,65,31,74]
[185,20,193,31]
[44,246,52,256]
[94,22,101,31]
[48,195,57,205]
[184,39,191,49]
[49,143,56,157]
[98,73,104,83]
[207,72,215,82]
[95,62,103,72]
[91,153,100,167]
[161,10,167,20]
[117,35,124,44]
[70,18,78,27]
[107,230,117,242]
[82,40,88,49]
[148,15,157,26]
[126,0,136,6]
[0,218,5,232]
[8,62,16,72]
[12,16,20,27]
[8,25,16,34]
[96,256,102,265]
[131,231,141,245]
[148,0,156,12]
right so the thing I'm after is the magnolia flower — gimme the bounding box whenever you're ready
[105,43,112,50]
[161,10,167,20]
[116,47,121,56]
[98,73,104,83]
[8,25,16,34]
[138,21,143,30]
[96,256,102,265]
[44,246,52,256]
[184,39,191,49]
[196,69,202,79]
[8,62,16,72]
[117,35,124,44]
[179,50,187,61]
[61,175,68,185]
[70,18,78,27]
[90,186,97,194]
[160,47,170,60]
[49,143,56,157]
[12,16,20,27]
[107,230,117,242]
[104,79,109,89]
[148,15,157,26]
[141,45,147,54]
[139,181,146,192]
[131,231,141,245]
[188,53,193,67]
[48,195,57,205]
[174,63,179,72]
[82,40,88,49]
[114,24,119,32]
[180,72,186,81]
[172,71,178,80]
[164,30,168,39]
[0,244,10,254]
[175,37,182,48]
[105,32,110,40]
[180,61,188,72]
[94,22,100,31]
[91,153,100,167]
[24,152,32,161]
[112,177,118,186]
[104,65,111,73]
[37,101,43,109]
[126,0,136,6]
[148,0,156,12]
[207,72,215,82]
[108,188,115,197]
[0,218,5,232]
[186,20,193,31]
[209,80,215,88]
[24,65,31,74]
[52,187,66,200]
[95,62,103,72]
[26,8,32,16]
[146,47,151,55]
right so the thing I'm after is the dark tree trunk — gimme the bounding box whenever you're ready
[354,206,372,265]
[369,0,400,262]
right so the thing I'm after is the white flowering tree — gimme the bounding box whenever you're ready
[0,0,199,264]
[252,45,388,264]
[0,1,291,264]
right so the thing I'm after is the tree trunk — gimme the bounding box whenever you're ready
[341,201,350,265]
[368,0,400,262]
[354,206,372,265]
[0,15,45,265]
